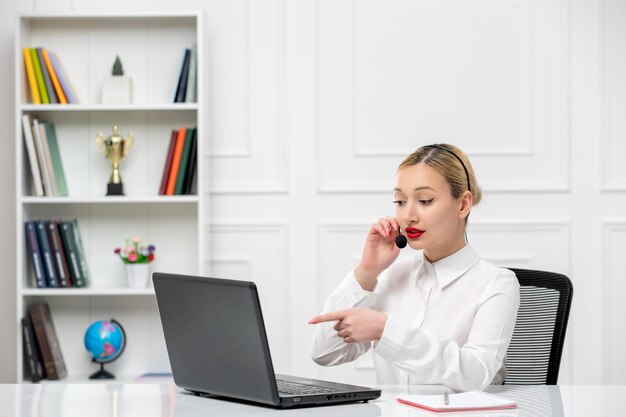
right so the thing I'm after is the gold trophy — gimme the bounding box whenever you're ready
[96,125,134,196]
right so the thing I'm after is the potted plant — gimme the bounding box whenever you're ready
[114,236,156,288]
[102,55,132,104]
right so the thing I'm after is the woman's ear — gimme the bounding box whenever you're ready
[459,191,473,220]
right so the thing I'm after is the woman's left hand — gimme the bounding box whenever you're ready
[309,308,388,343]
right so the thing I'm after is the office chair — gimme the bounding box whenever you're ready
[503,268,573,385]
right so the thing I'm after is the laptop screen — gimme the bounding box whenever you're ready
[153,273,280,405]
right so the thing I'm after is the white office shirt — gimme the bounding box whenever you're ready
[311,244,520,392]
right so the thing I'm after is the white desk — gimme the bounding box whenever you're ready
[0,383,622,416]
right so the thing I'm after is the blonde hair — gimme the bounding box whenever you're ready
[398,144,482,206]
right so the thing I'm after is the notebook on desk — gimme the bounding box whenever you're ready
[397,391,518,413]
[153,273,381,409]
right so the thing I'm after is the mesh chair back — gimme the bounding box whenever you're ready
[503,268,573,385]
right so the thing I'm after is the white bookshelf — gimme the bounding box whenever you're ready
[15,12,204,382]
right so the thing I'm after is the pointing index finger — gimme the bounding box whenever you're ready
[308,309,348,324]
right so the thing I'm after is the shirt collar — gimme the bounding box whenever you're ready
[419,244,480,289]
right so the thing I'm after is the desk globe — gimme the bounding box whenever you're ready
[84,319,126,379]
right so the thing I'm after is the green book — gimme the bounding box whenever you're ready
[59,220,84,287]
[70,219,89,287]
[44,123,68,196]
[30,48,49,104]
[36,48,58,104]
[174,127,195,195]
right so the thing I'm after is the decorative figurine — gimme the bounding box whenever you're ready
[102,55,132,104]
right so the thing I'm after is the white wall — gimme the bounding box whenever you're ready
[1,0,625,384]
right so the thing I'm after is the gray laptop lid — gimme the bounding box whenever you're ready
[153,273,280,405]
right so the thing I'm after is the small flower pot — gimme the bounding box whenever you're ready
[125,263,150,288]
[102,76,132,104]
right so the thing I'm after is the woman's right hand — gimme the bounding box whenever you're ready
[354,217,401,291]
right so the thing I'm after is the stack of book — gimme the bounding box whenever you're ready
[22,47,77,105]
[24,218,90,289]
[159,127,197,195]
[22,115,68,197]
[22,302,67,382]
[172,44,197,103]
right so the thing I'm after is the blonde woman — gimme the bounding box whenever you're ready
[310,144,520,391]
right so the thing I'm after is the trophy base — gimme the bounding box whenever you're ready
[106,183,124,196]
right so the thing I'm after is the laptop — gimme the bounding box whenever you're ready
[152,273,381,409]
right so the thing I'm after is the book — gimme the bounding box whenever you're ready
[21,114,44,196]
[36,48,58,104]
[21,316,45,382]
[31,118,53,196]
[37,121,58,196]
[28,303,67,380]
[46,220,72,288]
[24,221,46,288]
[159,130,178,195]
[188,164,198,194]
[35,220,59,288]
[42,48,68,104]
[172,49,188,102]
[23,48,41,104]
[44,122,68,196]
[174,48,191,103]
[134,372,174,382]
[174,128,194,195]
[49,51,77,104]
[185,44,197,103]
[59,220,84,288]
[166,128,187,195]
[397,391,518,413]
[182,128,197,195]
[70,219,90,287]
[30,48,49,104]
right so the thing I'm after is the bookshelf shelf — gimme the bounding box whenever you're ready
[21,196,200,204]
[20,104,199,112]
[21,288,155,297]
[15,12,204,383]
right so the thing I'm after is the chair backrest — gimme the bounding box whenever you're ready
[503,268,573,385]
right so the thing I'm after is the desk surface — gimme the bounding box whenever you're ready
[0,383,623,416]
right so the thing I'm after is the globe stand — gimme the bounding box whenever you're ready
[89,362,115,379]
[85,319,126,381]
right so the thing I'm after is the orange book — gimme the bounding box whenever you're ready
[23,48,41,104]
[166,128,187,195]
[42,49,68,104]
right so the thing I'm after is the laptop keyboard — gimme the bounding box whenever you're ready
[276,380,337,395]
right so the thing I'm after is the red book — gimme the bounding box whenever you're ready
[159,130,178,195]
[166,128,187,195]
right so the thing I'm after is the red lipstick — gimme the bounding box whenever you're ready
[406,227,425,239]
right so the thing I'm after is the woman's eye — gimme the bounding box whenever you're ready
[419,199,434,206]
[393,200,406,207]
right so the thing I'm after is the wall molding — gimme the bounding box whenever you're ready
[205,221,290,367]
[315,0,571,193]
[208,0,289,194]
[601,220,626,383]
[599,0,626,191]
[351,0,534,159]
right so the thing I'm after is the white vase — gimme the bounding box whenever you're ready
[125,263,150,288]
[102,76,132,104]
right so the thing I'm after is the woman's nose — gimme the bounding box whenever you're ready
[401,202,419,225]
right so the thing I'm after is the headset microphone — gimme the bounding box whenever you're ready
[395,233,407,249]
